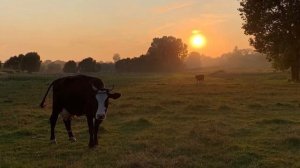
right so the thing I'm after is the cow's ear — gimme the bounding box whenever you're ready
[109,93,121,99]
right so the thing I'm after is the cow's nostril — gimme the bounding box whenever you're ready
[96,114,106,120]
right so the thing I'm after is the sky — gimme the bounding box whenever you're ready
[0,0,251,62]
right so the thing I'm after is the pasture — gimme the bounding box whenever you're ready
[0,72,299,168]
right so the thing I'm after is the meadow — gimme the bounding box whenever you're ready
[0,71,299,168]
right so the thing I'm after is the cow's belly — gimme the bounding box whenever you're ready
[57,95,97,117]
[60,109,73,120]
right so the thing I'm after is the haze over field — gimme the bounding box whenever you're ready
[0,0,250,62]
[1,1,300,167]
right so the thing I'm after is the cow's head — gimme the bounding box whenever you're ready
[92,86,121,120]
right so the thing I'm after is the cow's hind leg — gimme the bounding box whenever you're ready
[49,114,59,144]
[49,105,61,144]
[63,119,77,142]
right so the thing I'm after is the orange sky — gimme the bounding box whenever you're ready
[0,0,251,62]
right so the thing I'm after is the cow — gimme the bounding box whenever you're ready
[195,74,204,83]
[40,75,121,148]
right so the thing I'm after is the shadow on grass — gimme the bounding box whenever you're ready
[283,136,300,150]
[0,129,34,144]
[256,119,297,125]
[230,152,261,168]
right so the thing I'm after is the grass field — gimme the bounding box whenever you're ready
[0,72,299,168]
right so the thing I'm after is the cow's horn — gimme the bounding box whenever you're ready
[92,85,98,91]
[108,85,115,91]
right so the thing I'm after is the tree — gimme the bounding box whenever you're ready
[63,60,77,73]
[147,36,188,71]
[115,36,188,72]
[20,52,41,72]
[47,62,62,73]
[4,54,24,70]
[78,57,99,73]
[239,0,300,81]
[113,53,121,63]
[185,52,202,69]
[100,62,115,72]
[95,62,102,72]
[219,47,270,69]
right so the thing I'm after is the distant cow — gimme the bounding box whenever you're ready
[195,74,204,83]
[40,75,121,148]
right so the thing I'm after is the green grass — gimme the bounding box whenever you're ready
[0,72,299,167]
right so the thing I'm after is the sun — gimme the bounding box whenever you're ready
[190,33,206,48]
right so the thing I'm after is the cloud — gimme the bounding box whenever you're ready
[150,13,231,34]
[197,13,231,26]
[152,0,197,14]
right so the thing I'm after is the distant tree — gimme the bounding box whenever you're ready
[47,62,62,73]
[113,53,121,63]
[63,60,77,73]
[185,52,202,69]
[43,60,52,65]
[95,62,102,72]
[78,57,99,72]
[115,58,131,72]
[100,62,115,72]
[0,61,2,69]
[20,52,41,72]
[116,36,188,72]
[219,47,270,69]
[3,54,24,70]
[147,36,188,71]
[239,0,300,81]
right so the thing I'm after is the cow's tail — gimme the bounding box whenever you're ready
[40,81,55,108]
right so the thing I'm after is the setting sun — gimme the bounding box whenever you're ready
[190,33,206,48]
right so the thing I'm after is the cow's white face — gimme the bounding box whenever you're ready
[92,84,121,120]
[95,91,109,120]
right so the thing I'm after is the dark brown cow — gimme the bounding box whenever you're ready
[40,75,121,148]
[195,74,204,83]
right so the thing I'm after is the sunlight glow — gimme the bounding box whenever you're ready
[190,31,206,48]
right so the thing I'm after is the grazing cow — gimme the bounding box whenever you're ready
[195,74,205,83]
[40,75,121,148]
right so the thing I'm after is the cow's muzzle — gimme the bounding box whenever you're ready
[96,114,106,120]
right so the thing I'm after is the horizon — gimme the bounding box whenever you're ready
[0,0,251,62]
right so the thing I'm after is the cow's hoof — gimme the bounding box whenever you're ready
[69,137,77,142]
[89,143,95,148]
[50,139,57,144]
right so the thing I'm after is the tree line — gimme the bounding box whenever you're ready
[1,53,109,73]
[2,52,41,73]
[1,36,189,73]
[185,47,270,70]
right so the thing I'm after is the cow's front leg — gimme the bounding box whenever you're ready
[87,116,95,148]
[63,119,76,142]
[94,119,103,146]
